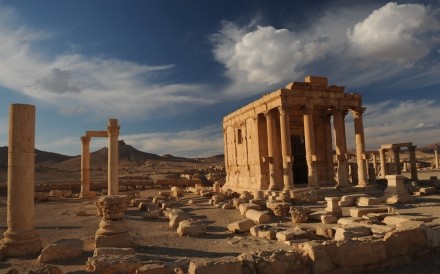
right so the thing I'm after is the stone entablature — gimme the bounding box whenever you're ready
[223,76,367,193]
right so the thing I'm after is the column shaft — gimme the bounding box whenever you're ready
[379,148,387,178]
[353,109,368,186]
[333,109,349,186]
[392,147,401,175]
[435,149,439,169]
[279,107,294,191]
[303,107,318,187]
[0,104,41,257]
[409,146,418,181]
[265,111,277,190]
[80,136,91,196]
[107,119,120,195]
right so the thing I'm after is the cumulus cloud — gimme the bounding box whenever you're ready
[347,2,440,64]
[211,2,440,97]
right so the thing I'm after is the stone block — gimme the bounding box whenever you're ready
[420,224,440,247]
[169,213,191,229]
[37,238,83,263]
[266,202,291,217]
[315,225,335,238]
[250,224,283,240]
[143,210,161,219]
[93,247,135,256]
[239,203,261,216]
[321,215,337,224]
[177,220,206,237]
[337,217,365,226]
[308,210,331,221]
[369,224,396,235]
[291,207,308,223]
[136,263,175,274]
[355,196,383,206]
[383,215,434,226]
[349,206,389,217]
[164,208,185,219]
[245,209,271,224]
[23,265,62,274]
[276,230,297,241]
[339,194,367,207]
[158,190,171,197]
[86,255,141,273]
[334,226,371,241]
[188,256,241,274]
[290,188,318,204]
[302,241,335,274]
[222,203,235,210]
[330,240,387,268]
[383,175,415,204]
[228,219,255,233]
[212,194,225,204]
[419,187,437,195]
[383,227,427,257]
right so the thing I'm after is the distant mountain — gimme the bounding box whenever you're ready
[416,142,440,154]
[0,146,75,168]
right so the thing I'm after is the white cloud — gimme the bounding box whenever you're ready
[0,7,213,120]
[347,2,440,64]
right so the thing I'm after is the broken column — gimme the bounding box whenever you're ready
[80,135,95,198]
[95,195,131,248]
[107,119,120,195]
[383,175,414,204]
[0,104,42,257]
[435,148,439,169]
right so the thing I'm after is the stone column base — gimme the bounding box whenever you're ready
[0,229,42,257]
[95,220,130,248]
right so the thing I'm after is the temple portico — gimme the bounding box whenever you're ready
[378,143,418,181]
[223,76,368,193]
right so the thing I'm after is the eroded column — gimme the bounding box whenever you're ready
[303,106,318,188]
[409,145,418,181]
[0,104,42,257]
[80,135,95,198]
[333,109,349,186]
[265,111,277,190]
[279,107,294,191]
[435,148,439,169]
[107,119,120,195]
[353,108,368,186]
[379,148,387,178]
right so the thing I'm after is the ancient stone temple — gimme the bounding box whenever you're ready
[223,76,368,193]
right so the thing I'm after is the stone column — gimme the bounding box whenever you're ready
[278,107,294,191]
[379,148,386,178]
[107,119,120,195]
[95,195,130,248]
[0,104,42,257]
[392,146,401,175]
[333,109,349,186]
[353,109,368,186]
[409,145,418,181]
[372,153,378,175]
[265,111,277,190]
[80,135,95,199]
[303,106,318,188]
[435,148,439,169]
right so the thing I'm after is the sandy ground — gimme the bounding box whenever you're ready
[1,180,440,273]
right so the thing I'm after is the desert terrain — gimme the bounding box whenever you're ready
[1,143,440,273]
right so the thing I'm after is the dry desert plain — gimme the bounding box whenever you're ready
[1,146,440,273]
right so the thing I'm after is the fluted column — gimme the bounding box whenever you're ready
[379,148,386,178]
[265,111,277,190]
[303,106,318,188]
[279,107,294,191]
[0,104,42,257]
[353,108,368,186]
[409,145,418,181]
[392,147,401,175]
[333,109,349,186]
[107,119,120,195]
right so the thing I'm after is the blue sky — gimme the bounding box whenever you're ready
[0,0,439,157]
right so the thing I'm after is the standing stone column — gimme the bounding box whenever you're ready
[353,109,368,186]
[80,135,95,199]
[278,107,294,191]
[409,145,418,181]
[0,104,42,257]
[372,153,378,176]
[107,119,120,195]
[303,106,318,188]
[379,148,387,178]
[392,147,401,175]
[435,148,439,169]
[265,111,277,190]
[333,109,349,186]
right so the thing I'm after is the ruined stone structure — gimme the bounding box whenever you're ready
[0,104,42,257]
[379,142,418,181]
[223,76,368,193]
[80,119,120,198]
